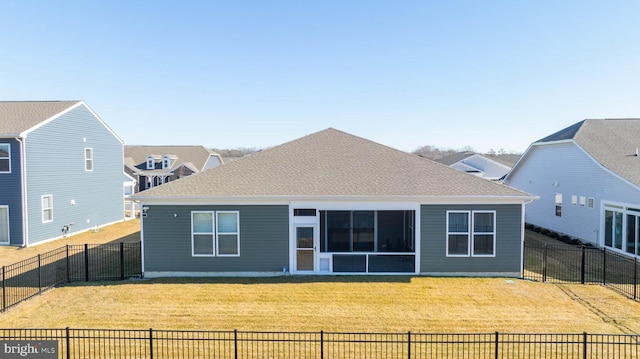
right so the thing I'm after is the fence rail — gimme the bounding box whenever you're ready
[1,242,142,312]
[523,241,640,301]
[1,328,639,359]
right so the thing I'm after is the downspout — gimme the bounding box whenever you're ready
[16,136,28,247]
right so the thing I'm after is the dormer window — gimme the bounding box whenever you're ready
[146,156,154,170]
[162,155,171,169]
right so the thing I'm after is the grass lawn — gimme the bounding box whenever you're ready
[1,223,639,335]
[0,219,140,267]
[1,276,640,334]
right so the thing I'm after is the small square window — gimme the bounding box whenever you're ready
[42,195,53,223]
[84,148,93,171]
[0,144,10,173]
[588,198,595,208]
[579,196,586,207]
[571,195,577,205]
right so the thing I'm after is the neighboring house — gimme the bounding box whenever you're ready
[436,151,515,180]
[503,119,640,256]
[0,101,125,246]
[124,145,223,193]
[133,128,535,278]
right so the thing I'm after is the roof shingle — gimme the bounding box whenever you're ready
[134,128,532,201]
[0,101,81,134]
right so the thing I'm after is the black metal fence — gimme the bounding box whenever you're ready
[1,328,639,358]
[523,241,640,301]
[1,242,142,312]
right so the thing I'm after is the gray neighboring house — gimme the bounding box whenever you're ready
[134,128,536,277]
[0,101,125,246]
[503,119,640,256]
[124,145,223,193]
[436,151,516,180]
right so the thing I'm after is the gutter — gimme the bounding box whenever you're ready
[16,136,28,247]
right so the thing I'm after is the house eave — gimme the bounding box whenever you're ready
[132,194,538,206]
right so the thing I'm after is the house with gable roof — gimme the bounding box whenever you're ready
[436,151,516,180]
[503,119,640,256]
[124,145,223,193]
[0,101,125,246]
[134,128,535,277]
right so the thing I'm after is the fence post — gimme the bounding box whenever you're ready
[542,244,548,282]
[583,332,587,359]
[66,327,71,359]
[634,257,638,300]
[120,242,125,280]
[581,246,586,284]
[2,266,5,312]
[37,254,42,294]
[602,248,607,286]
[234,329,238,359]
[66,245,70,283]
[84,244,89,282]
[320,330,324,359]
[407,331,411,359]
[495,332,499,359]
[149,328,154,359]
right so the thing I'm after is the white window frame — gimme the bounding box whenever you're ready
[579,196,586,207]
[588,197,595,209]
[0,143,10,173]
[0,205,9,244]
[446,210,470,257]
[216,211,240,257]
[162,155,171,169]
[555,193,563,217]
[84,148,93,171]
[571,195,577,205]
[191,210,240,257]
[446,210,496,257]
[471,211,496,257]
[146,156,154,170]
[42,195,53,223]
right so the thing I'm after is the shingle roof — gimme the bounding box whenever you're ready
[537,119,640,187]
[124,145,219,173]
[134,128,532,201]
[435,151,476,166]
[0,101,82,134]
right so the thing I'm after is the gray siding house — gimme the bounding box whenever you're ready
[504,119,640,257]
[124,145,223,193]
[0,101,125,246]
[134,129,535,277]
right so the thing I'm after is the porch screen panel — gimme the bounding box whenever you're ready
[353,211,374,251]
[326,211,350,252]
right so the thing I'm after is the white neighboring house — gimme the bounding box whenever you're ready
[503,119,640,257]
[436,151,514,180]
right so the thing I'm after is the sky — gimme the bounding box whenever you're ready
[1,1,639,154]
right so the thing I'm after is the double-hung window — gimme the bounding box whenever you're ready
[446,210,496,257]
[84,148,93,171]
[42,195,53,223]
[191,211,240,256]
[0,144,10,173]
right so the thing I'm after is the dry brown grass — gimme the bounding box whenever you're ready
[1,224,639,334]
[1,276,639,334]
[0,219,140,267]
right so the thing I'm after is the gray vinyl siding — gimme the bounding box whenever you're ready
[420,204,523,274]
[143,205,289,273]
[0,139,24,245]
[507,142,640,246]
[24,104,124,245]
